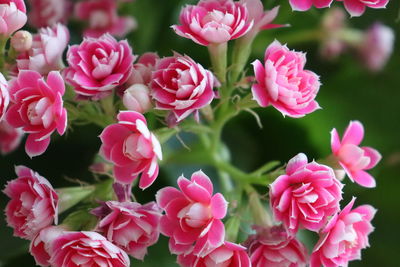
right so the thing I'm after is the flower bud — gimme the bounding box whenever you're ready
[11,30,32,52]
[122,84,152,113]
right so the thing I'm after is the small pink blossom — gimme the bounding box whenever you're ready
[246,225,308,267]
[93,201,162,260]
[172,0,254,46]
[0,72,9,120]
[319,8,347,60]
[339,0,388,17]
[10,30,32,52]
[156,170,228,256]
[310,198,376,267]
[252,40,321,118]
[270,153,343,236]
[123,84,153,113]
[49,231,130,267]
[75,0,136,38]
[178,241,251,267]
[99,111,162,188]
[3,166,58,240]
[27,0,72,28]
[30,226,65,267]
[289,0,333,11]
[127,52,159,86]
[6,70,67,157]
[64,34,134,100]
[0,120,24,154]
[331,121,382,188]
[0,0,27,37]
[151,53,215,122]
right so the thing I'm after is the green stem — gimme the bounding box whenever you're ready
[208,42,228,84]
[245,185,273,227]
[0,38,8,71]
[230,35,254,84]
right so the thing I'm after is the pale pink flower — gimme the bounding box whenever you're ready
[127,52,159,86]
[310,198,376,267]
[246,225,308,267]
[339,0,388,17]
[319,8,347,60]
[16,23,69,75]
[75,0,136,38]
[64,34,134,100]
[156,171,228,256]
[99,111,162,188]
[172,0,254,46]
[0,0,27,37]
[3,166,58,240]
[331,121,382,188]
[151,53,215,122]
[30,226,65,267]
[178,241,251,267]
[289,0,333,11]
[123,84,153,113]
[270,153,343,236]
[10,30,32,52]
[93,201,162,260]
[27,0,72,28]
[252,40,321,118]
[0,72,9,120]
[5,70,67,157]
[49,231,130,267]
[0,120,24,154]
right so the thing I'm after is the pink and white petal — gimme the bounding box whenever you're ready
[362,147,382,170]
[330,128,341,154]
[25,134,51,158]
[179,178,211,204]
[289,0,313,11]
[56,109,67,135]
[343,0,366,17]
[210,193,228,219]
[314,0,334,8]
[156,187,184,209]
[5,104,25,128]
[99,124,131,145]
[139,163,159,189]
[113,165,139,184]
[352,170,376,188]
[190,170,213,195]
[342,121,364,145]
[46,71,65,95]
[206,219,225,247]
[117,111,146,125]
[286,153,308,175]
[352,204,377,221]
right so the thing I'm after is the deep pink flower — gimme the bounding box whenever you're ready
[289,0,333,11]
[93,201,161,260]
[178,241,251,267]
[0,0,27,36]
[270,153,343,236]
[49,231,130,267]
[27,0,72,28]
[172,0,254,46]
[16,23,69,75]
[127,52,159,86]
[75,0,136,38]
[0,72,9,120]
[252,40,321,118]
[310,198,376,267]
[247,225,308,267]
[331,121,382,188]
[156,171,228,256]
[99,111,162,188]
[30,226,65,267]
[3,166,58,240]
[339,0,388,17]
[64,34,134,100]
[0,120,24,154]
[151,53,215,122]
[6,70,67,157]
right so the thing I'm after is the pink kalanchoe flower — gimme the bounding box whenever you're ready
[0,0,27,37]
[6,70,67,157]
[151,53,215,122]
[0,72,9,120]
[64,34,134,100]
[128,52,159,86]
[123,84,153,113]
[172,0,254,46]
[0,120,24,154]
[339,0,389,17]
[310,198,376,267]
[30,226,65,267]
[3,166,58,240]
[49,231,130,267]
[289,0,333,11]
[246,225,308,267]
[27,0,72,28]
[93,201,162,260]
[10,30,33,52]
[252,40,321,118]
[16,23,70,76]
[99,111,162,188]
[270,153,343,236]
[331,120,382,188]
[178,241,251,267]
[75,0,136,38]
[156,170,228,256]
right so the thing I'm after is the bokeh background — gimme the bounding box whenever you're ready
[1,0,399,266]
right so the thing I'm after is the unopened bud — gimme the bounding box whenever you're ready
[122,84,152,113]
[11,30,32,52]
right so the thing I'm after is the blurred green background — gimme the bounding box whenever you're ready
[1,0,399,266]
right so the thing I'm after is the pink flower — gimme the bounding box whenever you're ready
[0,120,24,154]
[339,0,388,17]
[0,0,27,36]
[252,40,321,118]
[99,111,162,188]
[3,166,58,240]
[247,225,308,267]
[49,231,130,267]
[16,23,69,75]
[27,0,72,28]
[178,241,251,267]
[30,226,65,267]
[10,30,33,52]
[151,53,215,122]
[270,153,343,236]
[127,52,159,86]
[331,121,382,188]
[64,34,134,100]
[5,70,67,157]
[289,0,333,11]
[310,198,376,267]
[93,201,161,260]
[0,72,9,120]
[156,171,228,256]
[172,0,254,46]
[123,84,153,113]
[319,8,347,60]
[75,0,136,38]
